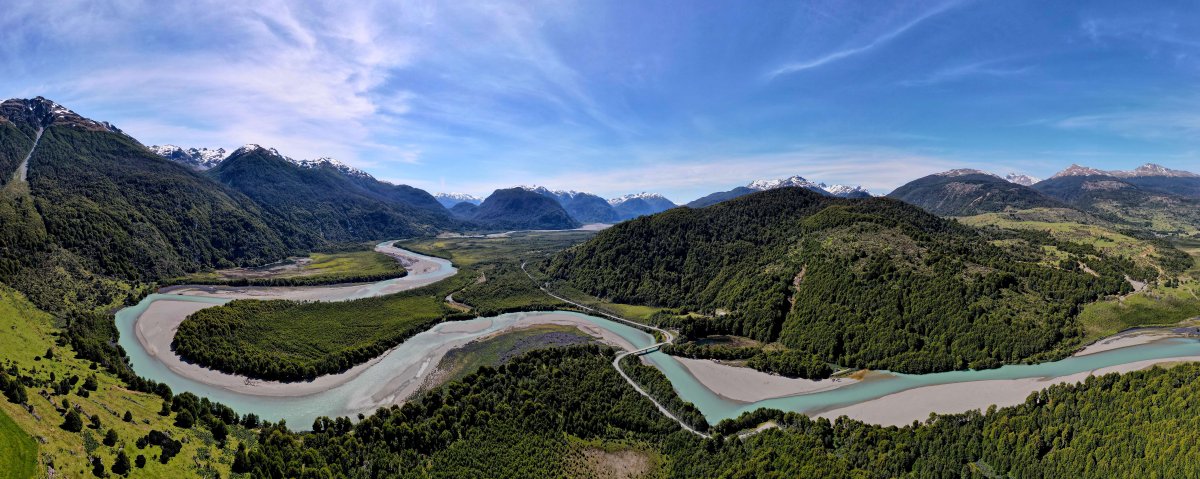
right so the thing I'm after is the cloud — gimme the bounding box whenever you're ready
[768,1,964,79]
[1049,109,1200,140]
[901,59,1032,86]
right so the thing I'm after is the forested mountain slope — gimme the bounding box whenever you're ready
[208,145,457,243]
[0,98,299,315]
[888,169,1066,216]
[547,187,1138,373]
[468,188,580,230]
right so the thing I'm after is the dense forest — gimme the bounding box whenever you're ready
[547,188,1137,375]
[240,343,1200,478]
[467,188,581,230]
[174,287,462,382]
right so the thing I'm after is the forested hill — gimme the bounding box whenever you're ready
[0,98,300,314]
[468,188,581,230]
[208,145,458,243]
[547,187,1138,373]
[887,169,1066,216]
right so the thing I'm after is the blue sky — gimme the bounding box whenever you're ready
[3,0,1199,202]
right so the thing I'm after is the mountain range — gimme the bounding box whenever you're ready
[887,169,1065,216]
[608,193,678,220]
[686,175,870,208]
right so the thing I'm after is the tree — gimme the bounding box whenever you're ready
[158,401,170,416]
[44,347,54,360]
[134,455,146,469]
[89,414,102,429]
[103,428,119,447]
[232,443,251,474]
[112,451,131,476]
[91,456,107,477]
[61,409,83,432]
[210,420,228,445]
[123,410,132,422]
[174,410,194,428]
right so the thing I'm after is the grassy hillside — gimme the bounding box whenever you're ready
[0,408,35,479]
[547,188,1140,375]
[0,286,243,478]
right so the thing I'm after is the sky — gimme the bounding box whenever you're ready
[3,0,1200,202]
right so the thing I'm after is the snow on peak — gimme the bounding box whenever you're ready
[747,175,824,191]
[609,192,670,205]
[1051,164,1110,178]
[232,144,287,159]
[937,168,998,178]
[1004,173,1039,186]
[148,145,227,170]
[518,185,586,199]
[292,157,373,179]
[1119,163,1199,178]
[435,193,483,207]
[823,184,871,197]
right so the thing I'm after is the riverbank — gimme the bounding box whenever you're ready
[672,357,858,403]
[816,348,1200,427]
[162,242,451,301]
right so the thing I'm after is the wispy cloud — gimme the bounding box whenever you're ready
[1049,109,1200,140]
[901,58,1032,86]
[768,1,964,79]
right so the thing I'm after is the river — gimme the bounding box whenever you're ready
[114,242,1200,429]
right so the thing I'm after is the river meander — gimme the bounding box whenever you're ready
[115,243,1200,429]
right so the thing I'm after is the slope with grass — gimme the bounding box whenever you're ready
[0,408,35,479]
[547,187,1138,375]
[0,286,243,478]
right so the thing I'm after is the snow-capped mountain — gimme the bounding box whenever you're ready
[822,184,872,198]
[149,145,227,170]
[293,157,373,179]
[747,175,827,192]
[1112,163,1199,178]
[609,192,677,220]
[608,192,672,205]
[518,185,619,223]
[1051,164,1111,178]
[0,97,122,133]
[435,193,484,208]
[1005,173,1039,186]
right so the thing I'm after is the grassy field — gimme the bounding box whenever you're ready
[0,408,35,479]
[176,248,407,286]
[1078,281,1200,340]
[961,210,1171,271]
[0,287,241,478]
[425,324,596,390]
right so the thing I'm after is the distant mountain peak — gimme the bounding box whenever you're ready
[747,175,824,191]
[609,192,670,205]
[0,97,122,132]
[435,192,483,208]
[823,184,872,197]
[518,185,587,199]
[148,145,227,170]
[293,157,373,179]
[1120,163,1199,178]
[936,168,999,178]
[1005,173,1039,186]
[231,143,288,159]
[1051,164,1110,178]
